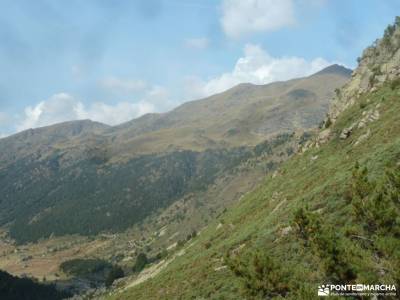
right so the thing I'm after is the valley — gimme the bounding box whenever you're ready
[1,9,400,300]
[0,65,350,297]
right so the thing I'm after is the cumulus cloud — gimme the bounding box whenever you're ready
[80,101,155,126]
[184,44,334,99]
[16,92,161,132]
[221,0,295,38]
[185,37,209,49]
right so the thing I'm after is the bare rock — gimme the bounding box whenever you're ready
[317,128,331,144]
[280,226,292,236]
[340,127,353,139]
[354,129,371,146]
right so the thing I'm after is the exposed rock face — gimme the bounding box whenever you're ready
[340,126,354,140]
[298,18,400,152]
[328,18,400,123]
[317,129,332,144]
[354,129,371,146]
[358,105,380,129]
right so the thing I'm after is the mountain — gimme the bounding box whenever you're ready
[107,64,350,156]
[110,18,400,299]
[0,65,350,247]
[0,120,109,166]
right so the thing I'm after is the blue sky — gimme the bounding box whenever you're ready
[0,0,399,136]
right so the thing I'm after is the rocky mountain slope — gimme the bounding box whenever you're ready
[0,66,349,246]
[109,18,400,300]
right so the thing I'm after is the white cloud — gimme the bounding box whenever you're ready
[16,94,83,132]
[221,0,295,38]
[99,77,147,93]
[185,44,334,99]
[79,101,155,126]
[185,37,209,49]
[144,85,170,107]
[16,93,158,132]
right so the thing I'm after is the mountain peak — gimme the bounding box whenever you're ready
[313,64,352,77]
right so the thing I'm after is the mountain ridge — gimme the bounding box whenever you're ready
[0,65,350,246]
[4,64,351,141]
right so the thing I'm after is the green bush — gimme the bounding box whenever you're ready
[60,258,112,278]
[324,117,332,129]
[390,78,400,90]
[105,266,124,287]
[133,253,148,273]
[226,250,289,299]
[349,163,400,236]
[347,163,400,285]
[155,249,168,260]
[292,206,356,284]
[203,241,212,249]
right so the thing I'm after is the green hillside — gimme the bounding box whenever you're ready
[3,137,296,244]
[110,19,400,300]
[0,66,349,244]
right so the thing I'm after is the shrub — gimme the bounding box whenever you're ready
[105,266,124,287]
[396,16,400,28]
[177,240,186,247]
[204,241,212,249]
[155,249,168,260]
[359,101,367,109]
[133,253,148,273]
[324,117,332,129]
[60,258,112,278]
[347,163,400,285]
[390,78,400,90]
[350,164,400,236]
[292,206,356,284]
[186,230,197,241]
[382,24,395,48]
[226,250,289,299]
[292,205,321,245]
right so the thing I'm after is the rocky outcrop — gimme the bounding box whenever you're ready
[328,18,400,123]
[354,129,371,146]
[299,18,400,152]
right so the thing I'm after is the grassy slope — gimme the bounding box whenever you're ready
[108,70,349,158]
[110,83,400,299]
